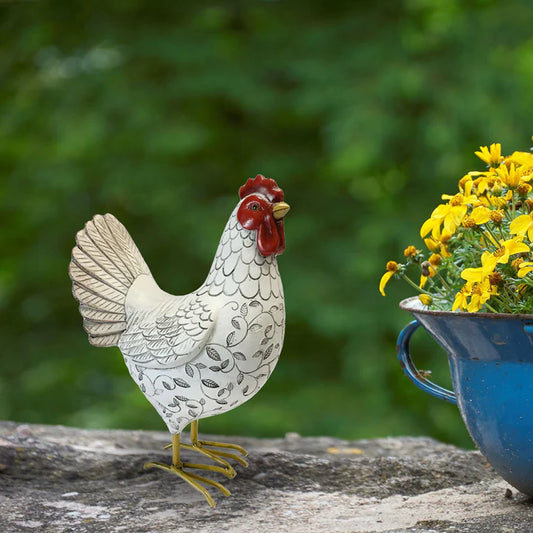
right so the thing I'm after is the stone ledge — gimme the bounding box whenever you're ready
[0,421,532,532]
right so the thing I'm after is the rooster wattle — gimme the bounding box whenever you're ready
[68,175,290,506]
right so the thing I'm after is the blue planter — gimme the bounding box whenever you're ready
[397,296,533,495]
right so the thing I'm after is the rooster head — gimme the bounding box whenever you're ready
[237,175,290,257]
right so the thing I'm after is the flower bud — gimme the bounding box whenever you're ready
[403,245,418,258]
[489,210,504,224]
[421,261,432,277]
[512,257,525,270]
[386,261,399,272]
[429,253,442,266]
[517,182,532,197]
[491,183,503,196]
[489,272,503,286]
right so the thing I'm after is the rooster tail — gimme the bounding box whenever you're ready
[69,213,151,347]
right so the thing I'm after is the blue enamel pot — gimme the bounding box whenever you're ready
[398,296,533,495]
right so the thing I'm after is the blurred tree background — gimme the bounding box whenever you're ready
[2,0,533,448]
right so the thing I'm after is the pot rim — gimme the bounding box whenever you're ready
[400,296,533,320]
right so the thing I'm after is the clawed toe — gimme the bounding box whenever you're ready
[152,423,250,507]
[181,457,237,479]
[197,444,249,468]
[144,461,230,507]
[198,439,248,458]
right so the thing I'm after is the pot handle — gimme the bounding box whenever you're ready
[397,320,457,405]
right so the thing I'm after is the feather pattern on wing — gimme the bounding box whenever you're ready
[119,291,216,369]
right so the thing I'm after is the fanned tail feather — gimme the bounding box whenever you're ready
[69,213,151,347]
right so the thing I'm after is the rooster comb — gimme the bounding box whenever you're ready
[239,175,284,203]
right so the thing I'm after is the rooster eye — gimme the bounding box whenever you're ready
[250,203,260,211]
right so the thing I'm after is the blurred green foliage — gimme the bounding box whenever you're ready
[2,0,533,448]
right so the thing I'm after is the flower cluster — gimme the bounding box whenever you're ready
[380,139,533,313]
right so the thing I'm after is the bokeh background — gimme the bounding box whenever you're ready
[2,0,533,448]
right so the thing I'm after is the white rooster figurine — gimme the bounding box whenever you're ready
[69,175,290,506]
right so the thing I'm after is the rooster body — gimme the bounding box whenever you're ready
[69,176,289,506]
[122,205,284,434]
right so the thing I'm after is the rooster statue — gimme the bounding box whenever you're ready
[68,175,290,506]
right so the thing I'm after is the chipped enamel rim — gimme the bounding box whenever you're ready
[400,296,533,320]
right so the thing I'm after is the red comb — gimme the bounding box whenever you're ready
[239,175,284,203]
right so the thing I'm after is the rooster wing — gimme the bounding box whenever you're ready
[119,289,217,369]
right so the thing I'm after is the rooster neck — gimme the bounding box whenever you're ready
[198,209,282,301]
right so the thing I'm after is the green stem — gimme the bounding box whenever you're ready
[464,235,491,253]
[401,274,432,295]
[504,284,521,305]
[483,226,501,248]
[484,301,498,313]
[433,268,452,293]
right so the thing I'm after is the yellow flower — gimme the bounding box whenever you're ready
[441,191,480,206]
[486,189,513,209]
[418,294,432,306]
[424,230,452,258]
[512,257,526,271]
[475,143,503,167]
[420,199,468,239]
[470,170,499,196]
[496,163,532,189]
[429,253,442,266]
[378,137,533,312]
[467,279,496,312]
[492,236,530,264]
[470,206,491,225]
[507,150,533,170]
[518,261,533,278]
[424,236,440,253]
[453,278,496,313]
[458,175,475,196]
[379,261,399,296]
[461,251,498,283]
[510,212,533,241]
[452,283,472,312]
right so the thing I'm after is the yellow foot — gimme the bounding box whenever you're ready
[165,438,249,472]
[194,439,249,467]
[144,461,230,508]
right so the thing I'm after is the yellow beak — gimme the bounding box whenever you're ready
[272,202,290,220]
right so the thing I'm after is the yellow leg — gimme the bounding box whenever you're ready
[144,433,230,508]
[165,421,249,470]
[192,421,248,460]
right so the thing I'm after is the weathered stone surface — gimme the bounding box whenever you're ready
[0,421,532,532]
